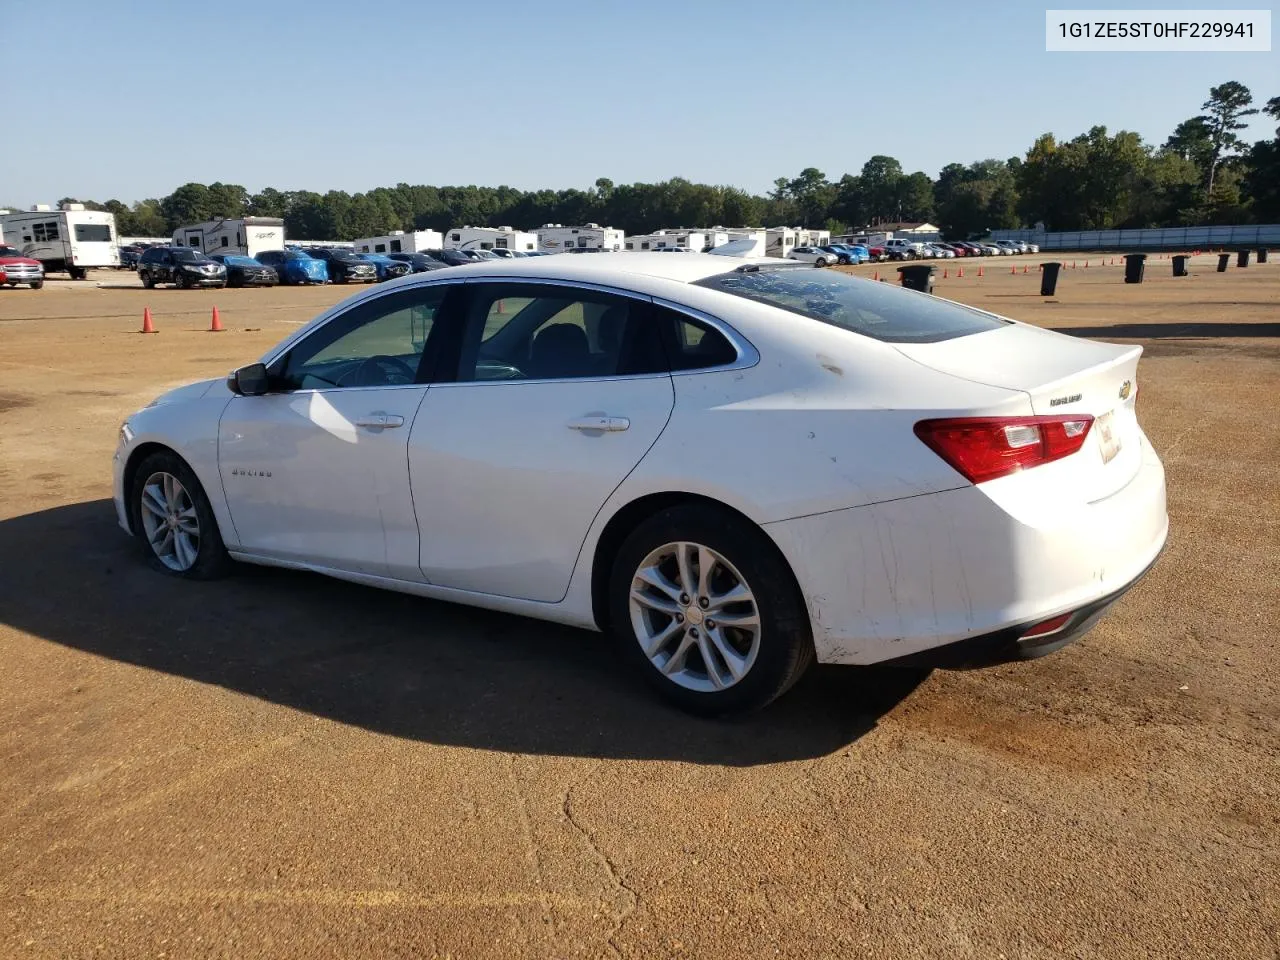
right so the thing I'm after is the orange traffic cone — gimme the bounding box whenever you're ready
[1084,260,1089,268]
[210,305,224,332]
[957,266,964,278]
[1023,265,1029,274]
[141,307,155,334]
[942,267,949,279]
[1011,265,1016,274]
[872,269,879,281]
[977,265,983,277]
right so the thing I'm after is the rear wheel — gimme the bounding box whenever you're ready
[140,273,154,289]
[609,505,814,715]
[68,265,87,280]
[815,257,828,267]
[130,450,231,580]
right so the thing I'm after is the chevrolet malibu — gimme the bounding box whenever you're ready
[112,254,1167,714]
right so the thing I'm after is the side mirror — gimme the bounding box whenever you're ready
[227,362,270,396]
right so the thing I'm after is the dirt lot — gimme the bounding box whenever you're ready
[1,254,1277,959]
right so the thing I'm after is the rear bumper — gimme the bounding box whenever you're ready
[764,433,1168,665]
[882,545,1165,669]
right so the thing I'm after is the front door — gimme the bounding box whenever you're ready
[219,284,455,579]
[409,281,675,603]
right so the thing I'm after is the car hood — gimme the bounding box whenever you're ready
[146,377,225,408]
[0,255,41,266]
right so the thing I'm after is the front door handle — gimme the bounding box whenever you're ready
[353,414,405,429]
[567,416,630,433]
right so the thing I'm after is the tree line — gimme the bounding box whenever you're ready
[39,81,1280,242]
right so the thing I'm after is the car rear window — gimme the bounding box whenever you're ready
[694,269,1009,344]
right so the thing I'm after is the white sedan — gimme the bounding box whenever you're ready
[113,254,1168,714]
[786,246,835,266]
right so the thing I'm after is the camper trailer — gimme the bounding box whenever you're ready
[535,223,625,253]
[173,217,285,258]
[444,225,538,253]
[765,227,798,259]
[624,230,723,252]
[352,229,444,255]
[0,204,120,277]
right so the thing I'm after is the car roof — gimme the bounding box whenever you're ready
[408,251,785,285]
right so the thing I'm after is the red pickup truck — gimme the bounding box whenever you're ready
[0,245,44,289]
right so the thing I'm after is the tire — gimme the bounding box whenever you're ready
[68,266,87,280]
[129,450,231,580]
[141,273,155,289]
[608,504,814,716]
[30,281,42,290]
[815,257,828,267]
[175,272,189,289]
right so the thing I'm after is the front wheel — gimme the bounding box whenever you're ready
[30,281,42,290]
[815,257,828,267]
[609,505,814,715]
[130,450,231,579]
[141,273,155,289]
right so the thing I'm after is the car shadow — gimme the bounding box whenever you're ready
[1053,321,1280,339]
[0,500,927,766]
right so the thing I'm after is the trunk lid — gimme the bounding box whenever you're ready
[895,322,1144,502]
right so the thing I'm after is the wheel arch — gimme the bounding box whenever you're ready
[588,491,801,632]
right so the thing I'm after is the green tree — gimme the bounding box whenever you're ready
[1200,81,1258,195]
[160,182,214,229]
[859,155,904,223]
[895,171,935,222]
[1242,95,1280,220]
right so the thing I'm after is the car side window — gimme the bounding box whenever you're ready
[656,308,739,371]
[275,286,451,390]
[454,284,666,383]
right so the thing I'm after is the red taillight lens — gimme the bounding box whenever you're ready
[914,415,1095,484]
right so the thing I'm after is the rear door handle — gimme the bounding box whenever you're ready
[353,414,405,429]
[567,416,630,433]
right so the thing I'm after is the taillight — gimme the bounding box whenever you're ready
[914,415,1095,484]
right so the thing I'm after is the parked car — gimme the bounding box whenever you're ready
[209,254,278,287]
[138,246,227,289]
[866,245,888,262]
[995,241,1023,255]
[0,244,45,288]
[387,252,450,273]
[1025,242,1040,254]
[929,243,959,258]
[816,245,852,265]
[111,254,1167,715]
[924,243,955,259]
[883,238,926,261]
[307,247,377,284]
[828,243,870,264]
[951,241,981,257]
[119,245,144,270]
[423,248,476,267]
[977,243,1003,256]
[256,249,329,285]
[489,248,528,258]
[356,253,414,282]
[788,246,834,266]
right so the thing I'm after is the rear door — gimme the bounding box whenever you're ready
[408,280,674,602]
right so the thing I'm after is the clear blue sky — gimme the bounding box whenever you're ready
[4,1,1275,207]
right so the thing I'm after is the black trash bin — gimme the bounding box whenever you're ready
[1040,262,1062,296]
[1123,253,1146,284]
[1237,249,1250,268]
[1172,255,1189,277]
[897,264,934,293]
[1218,253,1231,272]
[1258,248,1269,264]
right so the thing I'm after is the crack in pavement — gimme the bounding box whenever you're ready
[562,785,639,958]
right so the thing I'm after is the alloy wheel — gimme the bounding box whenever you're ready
[628,541,762,693]
[139,471,200,571]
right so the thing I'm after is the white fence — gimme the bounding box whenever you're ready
[991,224,1280,251]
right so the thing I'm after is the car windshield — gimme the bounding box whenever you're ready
[285,251,312,260]
[222,256,258,266]
[327,250,357,261]
[172,248,211,263]
[696,269,1010,344]
[0,246,21,257]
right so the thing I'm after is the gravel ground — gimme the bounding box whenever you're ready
[0,253,1276,959]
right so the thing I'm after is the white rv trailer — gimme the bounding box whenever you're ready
[701,226,767,256]
[173,217,285,258]
[795,227,831,247]
[623,230,724,252]
[764,227,798,259]
[444,225,538,253]
[352,229,444,254]
[535,223,626,253]
[0,203,120,277]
